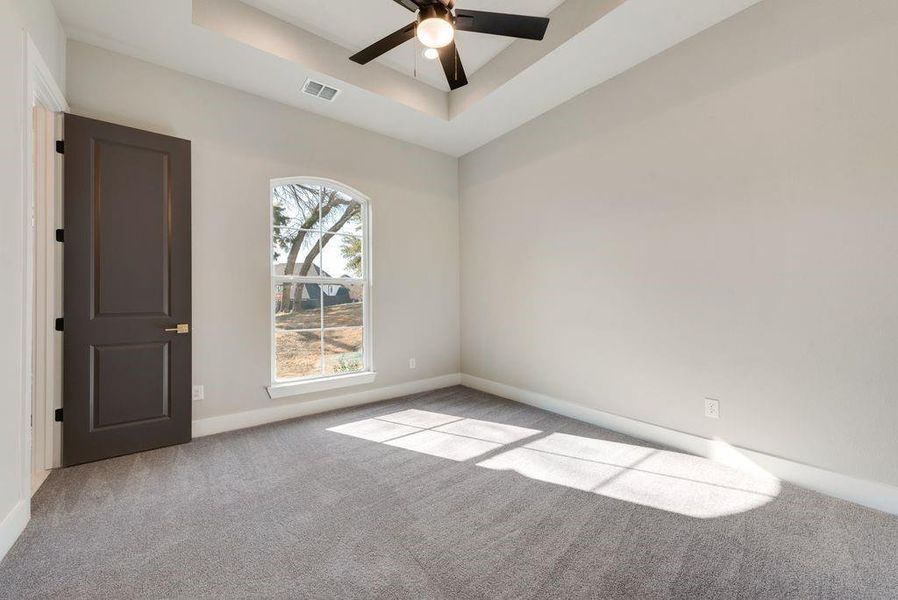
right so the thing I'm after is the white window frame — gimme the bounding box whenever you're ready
[267,177,374,398]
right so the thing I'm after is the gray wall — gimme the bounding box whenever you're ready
[459,0,898,486]
[66,42,460,422]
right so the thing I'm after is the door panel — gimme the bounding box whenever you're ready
[94,139,171,317]
[63,114,191,466]
[92,342,170,429]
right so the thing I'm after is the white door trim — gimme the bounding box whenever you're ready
[31,104,52,487]
[24,30,67,475]
[7,31,69,561]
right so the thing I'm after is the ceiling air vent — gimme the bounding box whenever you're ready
[302,79,340,102]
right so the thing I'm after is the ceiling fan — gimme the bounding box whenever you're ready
[350,0,550,90]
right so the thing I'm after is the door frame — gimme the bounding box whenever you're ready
[21,30,68,506]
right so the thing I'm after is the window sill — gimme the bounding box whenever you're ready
[266,371,376,399]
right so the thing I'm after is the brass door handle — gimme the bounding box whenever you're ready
[164,324,190,334]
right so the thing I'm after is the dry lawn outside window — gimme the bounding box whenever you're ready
[275,303,364,379]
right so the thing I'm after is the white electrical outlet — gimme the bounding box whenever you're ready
[409,358,416,369]
[192,385,204,401]
[704,398,720,419]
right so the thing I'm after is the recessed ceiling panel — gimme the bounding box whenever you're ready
[241,0,565,90]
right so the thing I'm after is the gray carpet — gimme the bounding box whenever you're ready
[2,386,897,599]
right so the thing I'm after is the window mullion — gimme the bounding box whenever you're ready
[319,280,325,376]
[274,275,364,285]
[318,186,325,377]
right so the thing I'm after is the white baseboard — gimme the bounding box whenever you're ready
[192,373,462,438]
[461,374,898,516]
[0,500,29,564]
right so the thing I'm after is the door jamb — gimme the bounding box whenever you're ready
[22,31,68,506]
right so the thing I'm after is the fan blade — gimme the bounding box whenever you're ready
[392,0,422,12]
[350,22,417,65]
[438,41,468,90]
[454,9,549,40]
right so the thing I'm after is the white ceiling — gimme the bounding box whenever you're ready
[52,0,764,156]
[241,0,566,91]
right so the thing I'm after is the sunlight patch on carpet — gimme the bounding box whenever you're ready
[328,411,780,517]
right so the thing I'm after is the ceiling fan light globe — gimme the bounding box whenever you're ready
[417,17,454,48]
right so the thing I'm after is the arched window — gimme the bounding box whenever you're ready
[269,177,372,395]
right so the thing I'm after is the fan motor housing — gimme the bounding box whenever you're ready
[418,4,454,26]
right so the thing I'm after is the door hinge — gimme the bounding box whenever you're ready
[55,317,64,331]
[55,228,64,242]
[54,408,64,422]
[55,140,64,154]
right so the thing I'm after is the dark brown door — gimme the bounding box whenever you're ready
[63,114,191,466]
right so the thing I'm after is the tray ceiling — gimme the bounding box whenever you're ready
[241,0,566,91]
[52,0,764,156]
